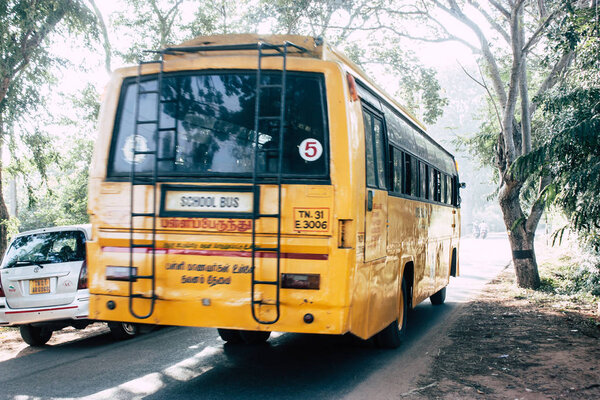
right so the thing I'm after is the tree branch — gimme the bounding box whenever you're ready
[529,49,574,115]
[469,0,511,43]
[459,62,504,132]
[435,0,508,109]
[489,0,511,19]
[526,174,551,233]
[88,0,112,74]
[499,0,526,166]
[518,8,532,156]
[522,9,559,54]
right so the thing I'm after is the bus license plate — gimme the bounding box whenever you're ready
[30,278,50,295]
[293,208,330,232]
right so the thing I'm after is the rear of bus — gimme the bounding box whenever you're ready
[87,36,359,338]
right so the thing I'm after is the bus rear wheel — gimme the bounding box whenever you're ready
[239,330,270,344]
[218,328,243,344]
[430,287,447,305]
[108,322,139,340]
[374,278,408,349]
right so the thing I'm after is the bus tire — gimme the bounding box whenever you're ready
[108,322,139,340]
[218,328,243,344]
[430,287,446,305]
[239,330,270,344]
[374,278,408,349]
[20,325,52,346]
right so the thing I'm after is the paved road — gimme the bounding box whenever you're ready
[0,235,510,400]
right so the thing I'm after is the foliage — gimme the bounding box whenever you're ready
[265,1,448,124]
[16,136,93,231]
[369,45,448,124]
[0,0,96,119]
[15,85,97,231]
[0,0,96,255]
[110,0,249,63]
[512,6,600,249]
[538,251,600,302]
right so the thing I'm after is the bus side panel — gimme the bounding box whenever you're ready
[430,203,457,294]
[367,257,400,336]
[388,196,431,307]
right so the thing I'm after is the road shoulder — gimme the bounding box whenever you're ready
[411,267,600,399]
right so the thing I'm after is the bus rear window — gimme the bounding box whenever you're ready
[108,71,329,180]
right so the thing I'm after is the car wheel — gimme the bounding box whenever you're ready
[374,278,408,349]
[239,330,271,344]
[108,322,139,340]
[430,287,447,305]
[217,328,243,344]
[20,325,53,346]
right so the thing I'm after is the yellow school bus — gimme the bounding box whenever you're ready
[87,34,460,347]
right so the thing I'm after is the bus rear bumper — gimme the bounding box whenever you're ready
[89,294,347,335]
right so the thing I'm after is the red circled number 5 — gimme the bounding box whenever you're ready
[299,138,323,162]
[305,141,317,157]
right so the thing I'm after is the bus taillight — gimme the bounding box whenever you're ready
[281,274,320,290]
[347,73,359,102]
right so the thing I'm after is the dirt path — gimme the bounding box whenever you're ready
[410,268,600,399]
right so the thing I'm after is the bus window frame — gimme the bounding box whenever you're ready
[361,104,388,191]
[105,70,331,184]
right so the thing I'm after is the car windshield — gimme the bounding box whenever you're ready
[2,231,86,268]
[108,71,329,179]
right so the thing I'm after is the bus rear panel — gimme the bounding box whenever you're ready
[88,46,356,335]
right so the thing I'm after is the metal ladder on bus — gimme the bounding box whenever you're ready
[128,51,177,319]
[249,42,291,324]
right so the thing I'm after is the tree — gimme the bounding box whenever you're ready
[0,0,95,254]
[515,4,600,250]
[381,0,597,288]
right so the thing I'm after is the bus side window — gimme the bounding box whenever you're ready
[363,111,376,188]
[441,173,447,203]
[363,110,386,190]
[429,166,435,201]
[372,117,387,189]
[410,157,419,197]
[420,162,427,200]
[446,175,452,204]
[403,153,411,196]
[391,147,403,194]
[452,176,458,206]
[434,169,441,202]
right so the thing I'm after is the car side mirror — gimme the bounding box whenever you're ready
[459,182,466,189]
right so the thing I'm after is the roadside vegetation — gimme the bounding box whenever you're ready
[537,253,600,309]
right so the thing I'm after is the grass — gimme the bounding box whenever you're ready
[511,236,600,313]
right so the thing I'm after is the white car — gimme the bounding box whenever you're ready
[0,225,139,346]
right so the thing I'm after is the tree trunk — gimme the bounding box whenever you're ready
[0,137,9,256]
[499,178,541,289]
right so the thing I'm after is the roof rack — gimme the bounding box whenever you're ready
[158,41,310,56]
